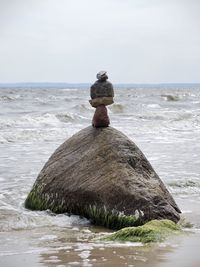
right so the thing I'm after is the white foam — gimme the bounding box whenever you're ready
[0,210,89,232]
[79,250,91,259]
[39,235,57,241]
[182,210,192,214]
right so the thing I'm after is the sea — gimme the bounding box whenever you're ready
[0,85,200,267]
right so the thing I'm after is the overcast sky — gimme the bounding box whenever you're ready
[0,0,200,83]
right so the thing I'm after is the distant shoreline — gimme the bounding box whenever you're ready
[0,82,200,89]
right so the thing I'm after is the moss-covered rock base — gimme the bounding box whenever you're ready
[25,189,142,230]
[103,219,181,243]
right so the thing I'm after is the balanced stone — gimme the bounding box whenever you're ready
[89,71,114,126]
[92,105,110,128]
[89,74,114,108]
[25,126,181,229]
[89,96,114,108]
[90,79,114,99]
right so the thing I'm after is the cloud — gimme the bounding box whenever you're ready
[0,0,200,83]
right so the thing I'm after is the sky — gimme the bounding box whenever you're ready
[0,0,200,83]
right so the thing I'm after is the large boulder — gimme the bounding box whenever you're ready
[25,126,181,229]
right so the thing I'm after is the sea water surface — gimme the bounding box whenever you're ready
[0,86,200,267]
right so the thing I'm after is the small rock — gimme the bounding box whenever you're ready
[92,105,110,127]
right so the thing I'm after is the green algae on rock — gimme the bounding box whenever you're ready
[103,219,181,243]
[25,126,181,229]
[25,189,141,229]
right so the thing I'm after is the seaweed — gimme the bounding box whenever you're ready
[25,190,142,229]
[102,219,181,243]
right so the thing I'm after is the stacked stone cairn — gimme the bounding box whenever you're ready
[89,71,114,127]
[25,71,181,240]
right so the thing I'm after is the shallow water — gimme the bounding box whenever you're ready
[0,86,200,266]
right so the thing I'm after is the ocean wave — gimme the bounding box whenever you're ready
[169,179,200,188]
[0,113,61,129]
[72,103,93,113]
[0,136,9,144]
[0,113,66,143]
[62,88,79,92]
[146,104,161,108]
[56,113,75,122]
[0,95,16,101]
[0,111,90,143]
[108,104,124,113]
[0,128,68,143]
[0,111,89,130]
[135,114,166,121]
[25,113,62,126]
[33,97,51,105]
[172,112,193,122]
[135,110,197,124]
[56,112,90,123]
[34,96,74,104]
[0,209,89,232]
[161,94,180,101]
[168,178,200,196]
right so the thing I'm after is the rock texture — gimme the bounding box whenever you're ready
[92,105,110,127]
[25,126,181,229]
[90,80,114,99]
[89,96,114,107]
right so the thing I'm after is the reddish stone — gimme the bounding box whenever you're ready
[92,105,110,128]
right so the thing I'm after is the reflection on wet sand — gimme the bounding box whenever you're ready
[38,226,178,267]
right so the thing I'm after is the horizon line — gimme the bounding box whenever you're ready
[1,82,200,85]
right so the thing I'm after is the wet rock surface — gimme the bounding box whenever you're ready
[25,126,181,229]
